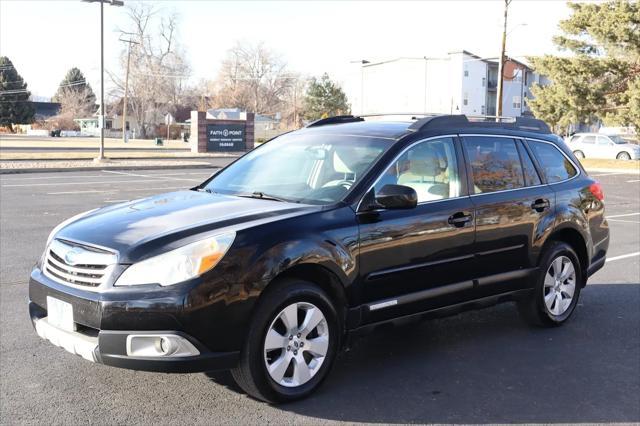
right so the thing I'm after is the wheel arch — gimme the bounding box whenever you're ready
[544,226,589,286]
[272,263,349,318]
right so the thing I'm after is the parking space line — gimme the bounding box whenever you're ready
[47,186,188,195]
[627,179,640,183]
[606,252,640,262]
[607,219,640,224]
[101,169,202,183]
[2,179,162,187]
[0,171,210,181]
[46,190,112,195]
[607,212,640,218]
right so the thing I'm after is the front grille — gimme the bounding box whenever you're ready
[43,239,117,289]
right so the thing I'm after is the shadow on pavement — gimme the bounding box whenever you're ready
[209,283,640,423]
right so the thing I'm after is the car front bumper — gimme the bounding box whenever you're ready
[28,269,239,373]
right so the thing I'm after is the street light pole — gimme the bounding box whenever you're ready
[99,0,104,159]
[82,0,124,160]
[496,0,511,119]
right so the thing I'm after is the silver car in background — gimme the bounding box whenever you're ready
[567,133,640,160]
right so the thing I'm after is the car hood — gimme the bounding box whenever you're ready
[55,190,317,263]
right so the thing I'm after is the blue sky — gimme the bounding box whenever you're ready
[1,0,574,99]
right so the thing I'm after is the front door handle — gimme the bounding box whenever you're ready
[531,198,550,212]
[448,212,473,227]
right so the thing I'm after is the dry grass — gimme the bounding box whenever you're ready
[578,158,640,171]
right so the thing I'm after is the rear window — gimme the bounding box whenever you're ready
[528,140,578,183]
[463,136,524,194]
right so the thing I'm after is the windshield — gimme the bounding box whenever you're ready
[203,132,393,205]
[609,135,627,144]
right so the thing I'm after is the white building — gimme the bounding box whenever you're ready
[348,50,547,118]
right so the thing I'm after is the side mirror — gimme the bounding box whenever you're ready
[375,184,418,210]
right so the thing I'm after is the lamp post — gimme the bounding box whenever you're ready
[82,0,124,161]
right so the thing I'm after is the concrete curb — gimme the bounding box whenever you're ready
[0,154,243,162]
[0,164,220,174]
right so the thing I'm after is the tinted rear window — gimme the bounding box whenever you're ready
[463,136,524,194]
[528,140,578,183]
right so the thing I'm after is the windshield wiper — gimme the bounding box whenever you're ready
[234,191,291,202]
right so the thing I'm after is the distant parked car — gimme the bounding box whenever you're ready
[567,133,639,160]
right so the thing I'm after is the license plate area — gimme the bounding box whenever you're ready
[47,296,75,332]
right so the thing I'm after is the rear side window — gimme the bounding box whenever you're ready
[582,135,596,144]
[528,140,578,183]
[463,136,524,194]
[517,141,542,186]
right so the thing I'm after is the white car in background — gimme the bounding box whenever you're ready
[567,133,640,160]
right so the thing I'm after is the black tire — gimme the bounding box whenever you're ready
[231,278,342,403]
[573,150,585,159]
[518,241,583,327]
[616,151,631,160]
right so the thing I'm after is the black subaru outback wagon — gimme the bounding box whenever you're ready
[29,115,609,402]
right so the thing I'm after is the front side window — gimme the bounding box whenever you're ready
[609,135,627,144]
[374,137,460,203]
[464,136,524,194]
[528,140,577,183]
[597,136,611,145]
[205,132,391,205]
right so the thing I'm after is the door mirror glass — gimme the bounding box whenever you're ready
[375,184,417,209]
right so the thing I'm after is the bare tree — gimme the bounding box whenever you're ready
[53,86,96,129]
[210,41,295,116]
[109,3,190,138]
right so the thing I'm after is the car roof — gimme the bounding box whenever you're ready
[297,115,556,143]
[296,120,413,140]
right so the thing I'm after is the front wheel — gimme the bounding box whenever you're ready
[616,151,631,160]
[518,241,583,327]
[573,150,585,159]
[231,279,341,403]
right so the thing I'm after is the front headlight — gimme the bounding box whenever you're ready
[115,231,236,287]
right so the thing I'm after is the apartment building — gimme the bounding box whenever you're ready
[347,50,547,118]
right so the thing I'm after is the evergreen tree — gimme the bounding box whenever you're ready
[0,56,35,129]
[528,1,640,131]
[303,73,350,121]
[53,67,96,106]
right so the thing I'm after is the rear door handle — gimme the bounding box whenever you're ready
[531,198,550,212]
[448,212,473,227]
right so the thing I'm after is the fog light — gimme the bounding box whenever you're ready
[126,334,200,358]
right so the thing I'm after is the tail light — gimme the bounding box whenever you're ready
[589,182,604,201]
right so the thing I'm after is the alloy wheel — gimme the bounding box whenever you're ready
[263,302,329,387]
[543,256,576,316]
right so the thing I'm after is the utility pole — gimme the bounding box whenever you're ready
[119,35,139,143]
[496,0,511,119]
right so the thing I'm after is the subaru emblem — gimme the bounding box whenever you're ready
[64,248,83,266]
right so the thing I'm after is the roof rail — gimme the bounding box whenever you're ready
[306,115,364,128]
[408,114,551,134]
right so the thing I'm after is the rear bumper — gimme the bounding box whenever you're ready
[587,255,606,278]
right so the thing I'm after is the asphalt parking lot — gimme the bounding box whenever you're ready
[1,168,638,424]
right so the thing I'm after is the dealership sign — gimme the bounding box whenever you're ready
[207,124,245,151]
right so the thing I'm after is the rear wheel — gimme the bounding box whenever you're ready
[617,151,631,160]
[518,241,582,327]
[231,279,341,403]
[573,150,585,159]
